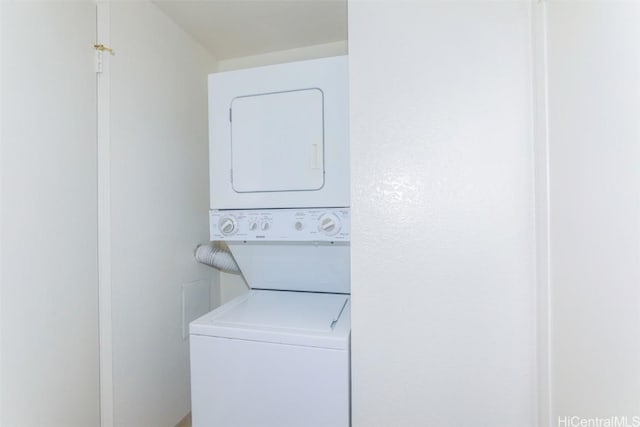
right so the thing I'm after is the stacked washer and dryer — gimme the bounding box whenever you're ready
[189,56,351,427]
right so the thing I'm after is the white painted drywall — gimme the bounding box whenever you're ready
[531,3,551,424]
[217,40,347,72]
[545,2,640,423]
[154,1,347,61]
[349,2,537,426]
[0,2,4,421]
[218,271,249,305]
[0,2,100,426]
[108,2,217,426]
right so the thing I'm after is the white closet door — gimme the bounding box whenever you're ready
[0,1,99,426]
[231,88,325,193]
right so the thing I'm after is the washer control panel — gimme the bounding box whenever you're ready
[210,208,350,241]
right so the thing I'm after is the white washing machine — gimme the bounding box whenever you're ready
[190,56,350,427]
[190,208,351,427]
[190,290,350,427]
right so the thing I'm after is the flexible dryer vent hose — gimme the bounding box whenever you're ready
[194,244,241,275]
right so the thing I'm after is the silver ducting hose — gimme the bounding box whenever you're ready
[194,243,241,275]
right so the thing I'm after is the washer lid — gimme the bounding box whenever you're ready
[215,290,347,332]
[190,290,350,349]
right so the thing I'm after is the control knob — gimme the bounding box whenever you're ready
[218,215,238,236]
[318,213,341,236]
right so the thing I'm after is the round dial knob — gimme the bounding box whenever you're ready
[218,215,238,236]
[318,213,341,236]
[260,221,270,231]
[249,221,258,231]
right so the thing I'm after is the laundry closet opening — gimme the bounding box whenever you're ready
[99,2,349,427]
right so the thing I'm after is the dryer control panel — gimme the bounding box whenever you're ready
[210,208,350,242]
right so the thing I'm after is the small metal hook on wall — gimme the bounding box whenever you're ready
[93,44,115,55]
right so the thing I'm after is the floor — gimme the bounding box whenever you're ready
[176,413,191,427]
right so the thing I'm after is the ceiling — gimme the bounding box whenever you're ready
[154,0,348,60]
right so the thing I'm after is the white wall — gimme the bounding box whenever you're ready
[348,2,537,426]
[215,40,348,304]
[0,2,100,426]
[545,2,640,424]
[108,2,216,426]
[218,40,347,72]
[0,3,4,421]
[531,3,551,423]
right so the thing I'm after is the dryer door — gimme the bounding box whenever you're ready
[231,88,324,193]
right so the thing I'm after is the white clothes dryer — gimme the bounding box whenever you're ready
[208,55,349,210]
